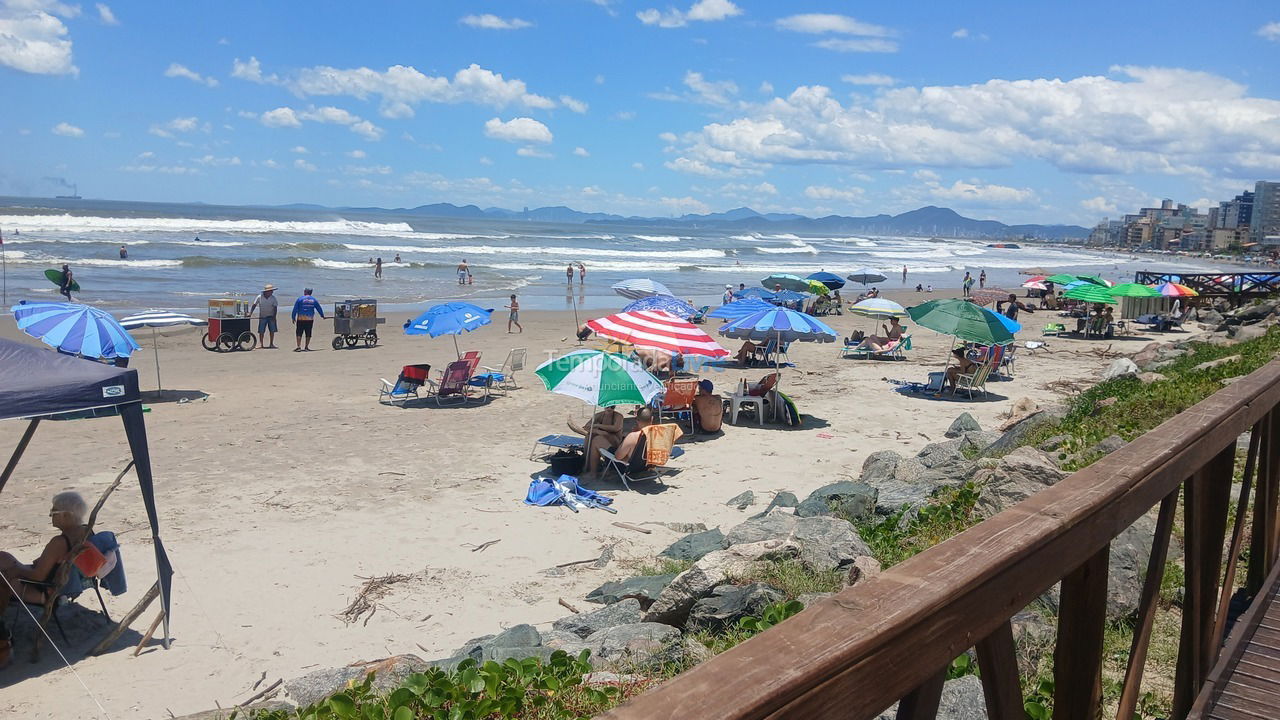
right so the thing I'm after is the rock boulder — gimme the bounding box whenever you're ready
[659,528,727,563]
[794,481,877,520]
[945,412,982,438]
[687,583,786,632]
[585,574,677,608]
[553,598,644,639]
[974,447,1067,516]
[723,512,871,572]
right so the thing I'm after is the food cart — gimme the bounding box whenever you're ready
[202,298,256,352]
[332,298,385,349]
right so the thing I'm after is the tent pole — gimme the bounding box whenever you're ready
[120,402,173,650]
[152,327,162,392]
[0,418,40,496]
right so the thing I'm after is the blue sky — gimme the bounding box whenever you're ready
[3,0,1279,224]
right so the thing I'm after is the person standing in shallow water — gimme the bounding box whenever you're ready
[578,263,586,284]
[566,263,574,283]
[979,270,987,289]
[374,257,382,279]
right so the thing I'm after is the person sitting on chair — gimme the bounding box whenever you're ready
[0,491,90,667]
[735,340,757,366]
[568,407,624,476]
[855,317,904,352]
[938,347,978,396]
[613,407,656,467]
[692,379,724,433]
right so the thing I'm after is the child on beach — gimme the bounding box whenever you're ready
[506,294,523,333]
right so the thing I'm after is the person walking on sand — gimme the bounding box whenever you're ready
[457,259,469,285]
[979,270,987,289]
[962,271,972,297]
[374,257,383,279]
[506,294,523,333]
[291,287,325,352]
[723,284,735,305]
[250,283,280,348]
[58,264,74,301]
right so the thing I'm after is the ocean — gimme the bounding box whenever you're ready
[0,196,1233,313]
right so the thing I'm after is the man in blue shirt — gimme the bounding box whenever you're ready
[291,288,326,352]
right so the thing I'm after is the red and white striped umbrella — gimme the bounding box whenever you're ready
[586,310,729,357]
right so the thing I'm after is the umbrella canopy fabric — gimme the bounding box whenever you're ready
[119,310,207,392]
[404,302,492,337]
[586,310,729,357]
[1064,285,1118,304]
[611,278,674,300]
[12,302,140,358]
[847,268,888,285]
[535,350,664,407]
[1045,273,1081,285]
[980,306,1022,335]
[707,298,775,320]
[806,271,846,290]
[1157,282,1199,297]
[906,299,1015,345]
[1078,275,1113,287]
[718,307,837,344]
[969,287,1015,307]
[1108,283,1161,298]
[761,273,811,292]
[849,298,909,319]
[806,280,830,296]
[733,287,776,300]
[1022,280,1048,291]
[622,295,697,318]
[1020,267,1050,276]
[770,289,811,304]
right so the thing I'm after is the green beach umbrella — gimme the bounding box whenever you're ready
[806,280,830,296]
[1064,284,1118,304]
[1077,274,1112,287]
[535,349,664,407]
[907,299,1015,345]
[1108,282,1160,298]
[761,273,811,292]
[1045,273,1079,285]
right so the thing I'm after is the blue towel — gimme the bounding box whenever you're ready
[89,531,127,595]
[524,475,614,508]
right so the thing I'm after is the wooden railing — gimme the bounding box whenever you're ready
[600,360,1280,720]
[1134,271,1280,303]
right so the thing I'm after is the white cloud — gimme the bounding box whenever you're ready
[615,110,636,120]
[814,38,898,53]
[658,131,678,143]
[0,0,79,75]
[776,13,892,37]
[122,163,198,174]
[1081,196,1119,215]
[95,3,117,25]
[346,149,367,159]
[194,154,241,167]
[262,159,279,169]
[659,196,710,214]
[759,81,774,95]
[51,121,83,137]
[1259,22,1280,41]
[291,145,308,154]
[683,71,737,105]
[928,180,1035,206]
[720,181,777,196]
[665,66,1280,182]
[478,156,493,165]
[573,146,590,157]
[348,120,383,140]
[460,14,532,30]
[560,95,589,114]
[804,185,865,203]
[632,162,645,170]
[137,151,154,159]
[231,56,277,83]
[260,107,301,128]
[343,164,392,175]
[595,74,605,85]
[637,0,741,28]
[148,116,202,138]
[842,73,895,86]
[484,117,553,144]
[165,62,218,87]
[516,146,552,158]
[294,158,317,172]
[951,28,969,39]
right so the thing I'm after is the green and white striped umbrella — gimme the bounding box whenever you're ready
[535,349,664,407]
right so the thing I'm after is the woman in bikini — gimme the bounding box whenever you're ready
[856,316,904,352]
[568,407,624,476]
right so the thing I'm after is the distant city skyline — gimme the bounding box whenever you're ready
[2,1,1279,225]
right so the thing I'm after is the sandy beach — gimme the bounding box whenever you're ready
[0,290,1161,718]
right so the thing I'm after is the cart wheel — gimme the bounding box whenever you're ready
[331,336,344,351]
[235,332,257,352]
[217,333,236,352]
[345,335,359,348]
[364,332,377,348]
[201,334,219,352]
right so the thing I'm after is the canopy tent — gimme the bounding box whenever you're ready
[0,338,173,652]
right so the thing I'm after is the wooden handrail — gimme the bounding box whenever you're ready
[600,360,1280,720]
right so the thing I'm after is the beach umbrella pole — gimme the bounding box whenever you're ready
[152,327,162,392]
[453,334,461,359]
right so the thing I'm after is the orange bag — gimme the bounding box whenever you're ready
[73,541,108,578]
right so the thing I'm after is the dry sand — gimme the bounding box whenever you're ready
[0,291,1159,718]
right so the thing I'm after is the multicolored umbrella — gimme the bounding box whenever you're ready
[622,295,697,319]
[1063,285,1118,305]
[761,273,811,292]
[535,350,664,407]
[1156,282,1198,297]
[611,278,674,300]
[806,271,846,290]
[707,298,775,320]
[1022,280,1048,291]
[586,310,728,357]
[847,268,888,285]
[969,287,1015,307]
[12,301,140,358]
[849,298,909,319]
[906,299,1015,345]
[404,302,492,357]
[118,310,207,391]
[806,280,830,296]
[1108,283,1161,298]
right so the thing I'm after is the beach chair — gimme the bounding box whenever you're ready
[954,362,993,399]
[690,305,711,324]
[477,348,526,394]
[751,339,777,366]
[378,363,431,405]
[659,378,699,434]
[841,335,910,361]
[460,351,482,371]
[426,360,474,405]
[1000,343,1017,378]
[599,428,684,490]
[17,530,122,661]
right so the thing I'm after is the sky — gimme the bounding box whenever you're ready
[2,1,1280,225]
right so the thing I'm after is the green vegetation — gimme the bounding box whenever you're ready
[690,600,806,654]
[855,483,982,569]
[728,558,844,598]
[628,556,694,577]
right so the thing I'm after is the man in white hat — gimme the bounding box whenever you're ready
[723,284,734,305]
[250,284,280,348]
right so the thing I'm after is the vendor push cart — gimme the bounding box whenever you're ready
[202,298,256,352]
[332,299,385,349]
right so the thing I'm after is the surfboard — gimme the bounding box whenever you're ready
[45,269,81,292]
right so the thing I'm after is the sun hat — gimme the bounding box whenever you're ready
[725,284,732,288]
[263,284,276,291]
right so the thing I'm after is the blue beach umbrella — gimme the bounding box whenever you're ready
[979,306,1022,335]
[770,289,811,305]
[718,307,837,418]
[707,298,775,320]
[622,295,696,319]
[11,301,140,359]
[806,271,846,290]
[404,302,492,357]
[733,287,776,300]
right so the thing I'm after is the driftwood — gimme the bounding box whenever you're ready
[558,598,581,614]
[464,539,501,553]
[238,679,283,707]
[338,573,412,625]
[612,522,651,535]
[133,611,165,656]
[90,580,159,656]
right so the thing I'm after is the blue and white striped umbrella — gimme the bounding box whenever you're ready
[707,298,775,320]
[732,287,776,300]
[718,307,837,344]
[769,289,811,304]
[622,295,696,319]
[611,278,674,300]
[119,310,207,391]
[11,302,140,359]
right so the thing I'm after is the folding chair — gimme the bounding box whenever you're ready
[659,378,698,434]
[478,348,527,393]
[953,362,993,399]
[378,363,431,405]
[599,434,684,491]
[426,361,474,405]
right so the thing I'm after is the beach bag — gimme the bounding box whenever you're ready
[547,450,583,476]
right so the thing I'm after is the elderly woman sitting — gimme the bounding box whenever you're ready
[0,491,91,666]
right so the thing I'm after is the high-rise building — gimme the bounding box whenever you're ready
[1254,182,1280,247]
[1217,191,1254,229]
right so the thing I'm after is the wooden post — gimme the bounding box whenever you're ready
[1054,545,1109,720]
[1210,430,1260,661]
[895,668,945,720]
[976,621,1023,720]
[1249,412,1280,594]
[90,581,159,656]
[1114,490,1178,720]
[1173,446,1234,717]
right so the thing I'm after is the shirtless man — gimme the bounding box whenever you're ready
[457,260,470,285]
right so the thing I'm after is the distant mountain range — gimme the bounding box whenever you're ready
[287,201,1089,239]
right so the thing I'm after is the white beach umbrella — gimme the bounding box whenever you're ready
[611,278,674,300]
[118,310,206,391]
